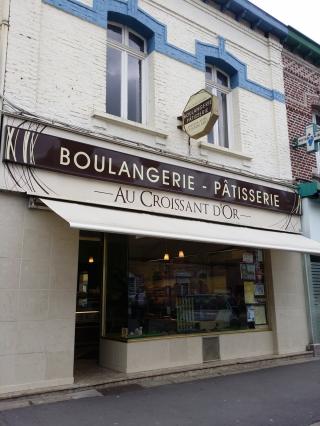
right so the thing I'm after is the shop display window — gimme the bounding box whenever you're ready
[104,235,269,340]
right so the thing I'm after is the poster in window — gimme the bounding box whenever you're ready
[254,284,265,296]
[254,305,267,325]
[242,253,254,263]
[255,264,263,282]
[257,250,263,262]
[247,305,255,323]
[240,263,256,280]
[244,281,255,304]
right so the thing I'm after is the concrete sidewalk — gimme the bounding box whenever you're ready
[1,358,320,426]
[0,352,316,413]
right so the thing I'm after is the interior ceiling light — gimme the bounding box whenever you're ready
[88,256,94,263]
[163,252,170,261]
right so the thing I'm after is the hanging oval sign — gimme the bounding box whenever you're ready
[182,89,219,139]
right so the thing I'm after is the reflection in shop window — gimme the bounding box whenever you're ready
[104,236,269,339]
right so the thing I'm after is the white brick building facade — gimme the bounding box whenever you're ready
[0,0,316,395]
[3,0,292,177]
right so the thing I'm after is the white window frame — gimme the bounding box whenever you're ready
[205,65,233,148]
[107,22,147,124]
[312,111,320,171]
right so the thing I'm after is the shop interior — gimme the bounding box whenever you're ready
[75,232,104,360]
[74,232,268,365]
[104,234,268,340]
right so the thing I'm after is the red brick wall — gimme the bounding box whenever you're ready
[282,50,320,181]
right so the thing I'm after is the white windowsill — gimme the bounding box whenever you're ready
[92,111,168,139]
[199,141,253,161]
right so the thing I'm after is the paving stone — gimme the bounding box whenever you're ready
[0,399,31,411]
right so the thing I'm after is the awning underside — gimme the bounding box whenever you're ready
[41,198,320,255]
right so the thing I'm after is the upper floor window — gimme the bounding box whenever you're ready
[107,23,147,123]
[313,110,320,171]
[205,65,231,148]
[313,111,320,127]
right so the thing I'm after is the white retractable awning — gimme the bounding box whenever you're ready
[41,198,320,254]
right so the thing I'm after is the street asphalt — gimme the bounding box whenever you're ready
[1,360,320,426]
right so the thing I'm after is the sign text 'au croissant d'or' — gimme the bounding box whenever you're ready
[3,125,300,216]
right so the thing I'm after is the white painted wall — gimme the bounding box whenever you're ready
[219,331,274,360]
[301,198,320,241]
[0,192,79,395]
[3,0,292,181]
[301,199,320,346]
[270,250,310,354]
[101,336,203,373]
[100,331,274,373]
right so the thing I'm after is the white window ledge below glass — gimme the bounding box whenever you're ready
[92,111,168,139]
[199,141,252,161]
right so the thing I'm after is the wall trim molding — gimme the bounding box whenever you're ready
[42,0,284,102]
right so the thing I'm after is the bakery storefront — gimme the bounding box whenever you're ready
[2,119,320,382]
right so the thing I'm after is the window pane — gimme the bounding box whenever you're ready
[124,237,268,339]
[218,91,229,148]
[207,128,214,144]
[75,233,104,358]
[129,32,145,52]
[106,47,122,117]
[315,114,320,126]
[105,234,129,337]
[206,85,216,144]
[107,24,122,43]
[317,151,320,170]
[127,55,142,123]
[205,66,212,81]
[217,70,229,87]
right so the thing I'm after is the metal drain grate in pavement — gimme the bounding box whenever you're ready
[70,389,103,399]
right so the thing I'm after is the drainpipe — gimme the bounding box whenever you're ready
[0,0,10,112]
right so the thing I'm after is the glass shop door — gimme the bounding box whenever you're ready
[74,232,104,360]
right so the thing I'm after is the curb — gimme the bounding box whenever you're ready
[0,351,315,411]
